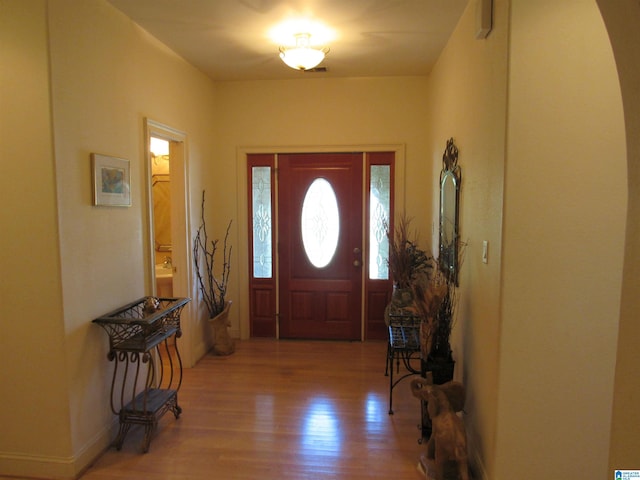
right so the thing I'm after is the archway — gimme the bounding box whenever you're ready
[595,0,640,470]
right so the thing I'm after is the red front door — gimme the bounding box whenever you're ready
[278,153,363,340]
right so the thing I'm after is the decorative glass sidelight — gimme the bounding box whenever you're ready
[301,178,340,268]
[369,165,390,279]
[252,166,272,278]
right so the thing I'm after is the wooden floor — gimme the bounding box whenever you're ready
[81,339,426,480]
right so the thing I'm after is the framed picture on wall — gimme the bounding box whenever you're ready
[91,153,131,206]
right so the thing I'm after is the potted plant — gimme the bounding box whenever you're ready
[415,271,455,384]
[193,190,235,356]
[413,242,465,384]
[411,248,462,442]
[386,215,434,317]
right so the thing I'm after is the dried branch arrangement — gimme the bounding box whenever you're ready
[387,214,434,288]
[414,240,466,360]
[193,190,232,318]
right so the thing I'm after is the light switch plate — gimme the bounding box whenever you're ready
[482,240,489,264]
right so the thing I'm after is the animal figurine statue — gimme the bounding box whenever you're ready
[411,375,466,413]
[411,377,469,480]
[143,296,160,315]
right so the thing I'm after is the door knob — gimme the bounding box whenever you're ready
[353,260,361,267]
[353,247,361,254]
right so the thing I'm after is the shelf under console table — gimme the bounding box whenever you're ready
[93,296,190,452]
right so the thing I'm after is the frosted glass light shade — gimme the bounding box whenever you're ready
[279,47,325,70]
[279,33,328,71]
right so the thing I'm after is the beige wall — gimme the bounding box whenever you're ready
[1,0,218,477]
[498,0,625,478]
[0,0,73,469]
[426,0,627,477]
[424,0,509,476]
[50,0,219,472]
[597,0,640,471]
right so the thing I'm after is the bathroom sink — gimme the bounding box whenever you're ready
[155,264,173,279]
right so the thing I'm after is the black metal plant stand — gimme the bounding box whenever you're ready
[93,296,190,452]
[385,314,422,414]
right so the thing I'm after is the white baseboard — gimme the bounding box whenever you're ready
[192,338,210,364]
[0,451,76,480]
[0,423,113,480]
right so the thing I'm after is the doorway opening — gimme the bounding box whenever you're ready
[144,119,195,365]
[246,150,397,341]
[149,136,173,297]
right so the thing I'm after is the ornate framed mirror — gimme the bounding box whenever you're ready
[439,138,461,284]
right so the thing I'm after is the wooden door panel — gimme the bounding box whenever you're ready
[247,154,277,337]
[249,151,395,340]
[287,292,353,337]
[365,290,391,340]
[279,153,363,340]
[364,152,395,340]
[326,293,349,320]
[250,287,276,337]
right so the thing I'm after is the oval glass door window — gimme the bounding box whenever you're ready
[301,178,340,268]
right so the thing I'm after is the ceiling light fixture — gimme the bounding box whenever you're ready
[279,33,329,71]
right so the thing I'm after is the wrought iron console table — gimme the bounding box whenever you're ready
[93,296,190,452]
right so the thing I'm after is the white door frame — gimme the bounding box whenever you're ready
[236,144,405,340]
[144,118,195,366]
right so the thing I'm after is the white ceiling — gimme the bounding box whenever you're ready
[107,0,469,81]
